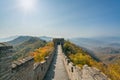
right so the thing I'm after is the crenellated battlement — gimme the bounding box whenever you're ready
[0,43,13,80]
[10,48,55,80]
[0,43,13,50]
[61,48,111,80]
[33,51,55,80]
[12,56,34,72]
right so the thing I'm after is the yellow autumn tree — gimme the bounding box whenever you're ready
[32,42,54,62]
[63,41,120,80]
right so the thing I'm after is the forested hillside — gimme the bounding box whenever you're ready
[63,41,120,80]
[70,37,120,64]
[32,42,54,62]
[12,37,46,60]
[8,36,32,45]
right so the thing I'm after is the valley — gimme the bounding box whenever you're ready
[70,37,120,64]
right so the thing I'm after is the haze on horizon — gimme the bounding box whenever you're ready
[0,0,120,38]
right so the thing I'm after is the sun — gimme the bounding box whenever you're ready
[18,0,37,12]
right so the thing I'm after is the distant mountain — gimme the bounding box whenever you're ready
[0,36,18,42]
[93,37,120,43]
[13,37,46,60]
[70,37,120,64]
[7,35,53,45]
[109,43,120,48]
[70,38,106,49]
[70,37,120,48]
[39,36,52,42]
[8,36,32,45]
[95,47,120,54]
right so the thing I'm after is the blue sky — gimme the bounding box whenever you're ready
[0,0,120,38]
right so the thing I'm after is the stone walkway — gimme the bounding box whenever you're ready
[44,45,69,80]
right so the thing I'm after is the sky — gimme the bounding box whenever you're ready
[0,0,120,38]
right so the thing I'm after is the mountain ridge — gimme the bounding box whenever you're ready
[12,37,46,60]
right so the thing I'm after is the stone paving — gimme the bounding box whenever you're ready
[44,45,69,80]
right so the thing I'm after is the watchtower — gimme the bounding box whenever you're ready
[53,38,64,48]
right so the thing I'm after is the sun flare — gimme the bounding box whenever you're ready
[18,0,37,12]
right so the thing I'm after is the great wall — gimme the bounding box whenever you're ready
[61,47,111,80]
[0,38,111,80]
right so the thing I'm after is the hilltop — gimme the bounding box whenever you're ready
[11,36,46,60]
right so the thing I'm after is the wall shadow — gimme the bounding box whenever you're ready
[43,47,58,80]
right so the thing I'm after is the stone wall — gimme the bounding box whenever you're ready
[33,50,55,80]
[10,49,55,80]
[0,45,13,80]
[1,39,111,80]
[61,50,111,80]
[10,57,34,80]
